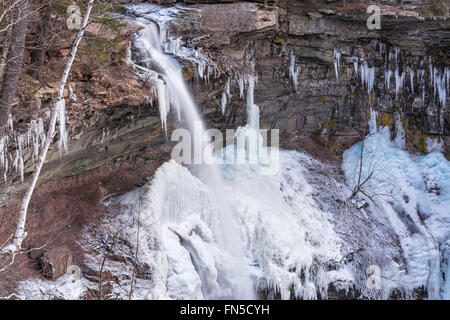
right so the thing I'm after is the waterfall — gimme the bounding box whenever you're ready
[131,14,254,299]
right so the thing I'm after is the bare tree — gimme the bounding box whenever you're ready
[0,0,23,28]
[0,12,13,81]
[98,226,121,300]
[0,0,95,257]
[350,137,375,204]
[28,1,52,79]
[0,0,29,134]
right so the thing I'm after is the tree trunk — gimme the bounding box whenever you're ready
[1,0,95,256]
[0,13,13,84]
[30,4,51,79]
[0,0,29,135]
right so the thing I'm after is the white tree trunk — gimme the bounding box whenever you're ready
[1,0,95,256]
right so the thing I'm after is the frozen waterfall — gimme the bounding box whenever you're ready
[130,8,254,299]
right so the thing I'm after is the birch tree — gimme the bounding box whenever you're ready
[1,0,95,256]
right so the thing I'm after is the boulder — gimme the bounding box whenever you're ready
[41,246,73,280]
[29,247,45,260]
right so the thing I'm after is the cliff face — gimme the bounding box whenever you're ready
[169,1,449,156]
[0,0,448,298]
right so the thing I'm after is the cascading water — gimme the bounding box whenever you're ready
[130,10,254,299]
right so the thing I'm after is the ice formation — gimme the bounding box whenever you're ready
[385,69,392,90]
[220,91,227,115]
[395,65,405,97]
[333,48,341,80]
[220,79,231,115]
[0,114,47,182]
[426,137,443,153]
[343,114,450,299]
[238,77,245,99]
[353,54,358,77]
[156,79,168,135]
[129,5,226,132]
[128,4,257,298]
[289,50,300,90]
[369,108,378,135]
[360,61,375,95]
[433,68,447,107]
[409,66,414,94]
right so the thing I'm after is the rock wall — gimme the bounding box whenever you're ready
[170,1,449,157]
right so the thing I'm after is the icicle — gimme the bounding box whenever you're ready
[418,69,425,84]
[429,57,433,88]
[57,99,68,156]
[369,108,378,135]
[360,61,375,94]
[0,115,47,182]
[13,134,25,182]
[289,50,300,89]
[389,51,395,63]
[353,55,358,77]
[238,78,245,99]
[409,66,414,94]
[368,65,375,94]
[385,69,392,90]
[225,78,230,97]
[446,67,449,92]
[394,48,400,64]
[333,48,341,80]
[434,68,446,107]
[422,84,425,102]
[433,67,439,98]
[361,63,366,88]
[221,91,227,115]
[395,65,405,97]
[220,78,231,115]
[156,80,169,136]
[0,136,7,168]
[198,60,205,79]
